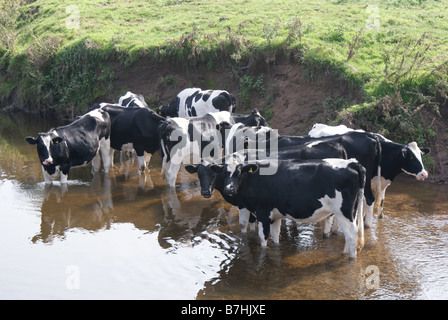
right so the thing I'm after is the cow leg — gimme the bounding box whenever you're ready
[257,209,271,247]
[144,152,152,170]
[165,162,181,187]
[363,186,375,229]
[239,208,251,233]
[91,150,102,173]
[270,209,283,245]
[100,137,111,174]
[334,213,358,259]
[60,172,68,184]
[270,219,282,245]
[323,214,335,238]
[41,166,53,185]
[134,147,146,173]
[249,213,257,231]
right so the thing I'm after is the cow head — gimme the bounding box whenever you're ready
[185,162,216,198]
[400,142,430,181]
[229,94,237,113]
[213,154,259,196]
[25,133,68,167]
[240,109,267,128]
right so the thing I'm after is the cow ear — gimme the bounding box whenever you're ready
[421,147,430,155]
[216,121,231,132]
[185,165,198,174]
[25,136,38,145]
[401,147,408,158]
[242,164,259,174]
[210,164,224,174]
[52,137,63,144]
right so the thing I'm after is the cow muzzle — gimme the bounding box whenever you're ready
[417,170,428,181]
[201,189,212,198]
[42,158,53,166]
[224,185,236,196]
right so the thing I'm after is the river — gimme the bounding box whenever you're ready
[1,111,447,300]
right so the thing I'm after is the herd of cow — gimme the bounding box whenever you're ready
[25,88,430,259]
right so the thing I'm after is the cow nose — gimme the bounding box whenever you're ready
[417,170,428,181]
[202,190,212,198]
[43,158,53,165]
[224,184,235,196]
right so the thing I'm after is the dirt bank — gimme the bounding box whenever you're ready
[97,58,447,182]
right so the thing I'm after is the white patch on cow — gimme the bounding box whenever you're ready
[405,142,428,180]
[308,123,364,138]
[40,134,53,165]
[323,158,357,169]
[306,140,324,148]
[86,108,105,121]
[224,152,245,177]
[209,111,232,126]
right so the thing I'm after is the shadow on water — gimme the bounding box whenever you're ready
[1,111,448,299]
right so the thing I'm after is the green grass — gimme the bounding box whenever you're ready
[1,0,447,147]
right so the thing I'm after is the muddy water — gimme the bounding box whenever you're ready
[1,111,447,300]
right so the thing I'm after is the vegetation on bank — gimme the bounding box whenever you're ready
[1,0,447,169]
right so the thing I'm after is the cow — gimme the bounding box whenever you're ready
[25,108,112,184]
[99,105,166,172]
[158,88,236,118]
[308,123,430,218]
[118,91,148,109]
[208,154,366,259]
[225,124,381,229]
[186,142,349,236]
[159,109,266,187]
[90,92,150,168]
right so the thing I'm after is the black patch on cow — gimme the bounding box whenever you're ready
[202,91,213,102]
[194,93,203,102]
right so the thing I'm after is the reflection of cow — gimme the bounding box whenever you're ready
[32,175,114,243]
[26,109,111,184]
[158,88,236,118]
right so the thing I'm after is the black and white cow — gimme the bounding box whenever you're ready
[308,123,430,217]
[25,109,111,184]
[90,92,150,167]
[225,124,381,229]
[99,105,166,172]
[118,91,148,109]
[186,143,348,236]
[159,109,266,187]
[158,88,236,118]
[210,155,366,259]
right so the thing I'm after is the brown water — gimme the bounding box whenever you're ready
[1,111,447,300]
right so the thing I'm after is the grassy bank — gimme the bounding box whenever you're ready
[1,0,447,163]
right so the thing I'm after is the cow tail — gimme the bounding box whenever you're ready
[368,133,382,214]
[349,161,366,251]
[158,121,170,163]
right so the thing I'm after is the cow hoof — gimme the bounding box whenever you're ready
[323,232,331,238]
